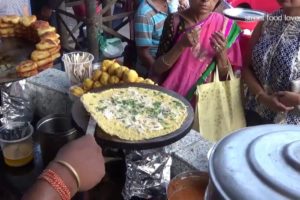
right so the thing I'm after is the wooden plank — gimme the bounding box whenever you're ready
[55,9,85,22]
[65,0,84,7]
[102,25,130,42]
[57,14,82,49]
[99,0,117,15]
[101,11,134,22]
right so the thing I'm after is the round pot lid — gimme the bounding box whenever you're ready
[209,125,300,200]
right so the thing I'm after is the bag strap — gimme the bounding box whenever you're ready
[186,21,241,101]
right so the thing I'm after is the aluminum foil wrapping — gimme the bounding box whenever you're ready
[123,149,172,200]
[0,80,33,123]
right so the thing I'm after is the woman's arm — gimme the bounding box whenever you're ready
[22,162,78,200]
[23,135,105,200]
[152,18,196,75]
[153,42,186,74]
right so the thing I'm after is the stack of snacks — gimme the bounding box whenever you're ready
[0,15,61,78]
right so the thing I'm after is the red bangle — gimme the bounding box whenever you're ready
[39,169,71,200]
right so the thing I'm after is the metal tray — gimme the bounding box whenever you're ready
[223,8,266,21]
[71,83,194,150]
[0,38,35,85]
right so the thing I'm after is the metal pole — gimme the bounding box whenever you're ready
[85,0,99,60]
[56,1,69,50]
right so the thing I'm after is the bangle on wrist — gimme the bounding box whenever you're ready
[162,55,172,66]
[255,91,265,102]
[39,169,71,200]
[55,160,80,191]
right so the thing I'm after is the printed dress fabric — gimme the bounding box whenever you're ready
[246,10,300,124]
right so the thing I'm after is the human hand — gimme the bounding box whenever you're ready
[54,135,105,191]
[259,93,294,112]
[178,0,189,11]
[210,31,227,56]
[178,29,199,48]
[276,91,300,107]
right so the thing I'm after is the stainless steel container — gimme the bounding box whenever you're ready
[36,114,81,165]
[206,125,300,200]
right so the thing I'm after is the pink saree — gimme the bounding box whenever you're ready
[161,12,243,98]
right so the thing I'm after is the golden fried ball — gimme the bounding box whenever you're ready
[71,86,85,97]
[124,69,139,83]
[92,69,102,81]
[108,76,120,84]
[100,72,110,85]
[107,62,120,75]
[136,77,144,83]
[93,81,102,89]
[143,78,155,85]
[101,60,114,72]
[115,66,128,78]
[83,78,94,91]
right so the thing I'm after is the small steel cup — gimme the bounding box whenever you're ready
[36,114,81,166]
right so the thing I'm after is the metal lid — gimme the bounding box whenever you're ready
[209,125,300,200]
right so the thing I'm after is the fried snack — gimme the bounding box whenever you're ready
[0,28,14,35]
[37,26,56,36]
[16,60,38,73]
[38,62,53,72]
[17,69,39,78]
[93,81,102,89]
[107,62,120,75]
[40,32,60,41]
[92,69,102,81]
[136,77,145,83]
[0,34,14,38]
[0,22,14,28]
[2,15,20,24]
[83,78,94,91]
[31,50,51,61]
[20,15,37,27]
[36,39,58,50]
[108,76,120,84]
[31,20,49,30]
[101,60,115,72]
[123,69,139,83]
[48,45,61,55]
[143,79,155,85]
[100,72,110,85]
[51,53,61,61]
[36,57,53,67]
[115,66,129,78]
[71,86,85,97]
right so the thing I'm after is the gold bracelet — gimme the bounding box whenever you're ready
[162,55,172,66]
[55,160,80,191]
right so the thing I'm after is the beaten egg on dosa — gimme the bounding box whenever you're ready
[81,87,188,141]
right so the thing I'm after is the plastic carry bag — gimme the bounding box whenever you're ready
[98,33,124,58]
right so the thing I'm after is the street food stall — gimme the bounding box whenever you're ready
[1,1,300,200]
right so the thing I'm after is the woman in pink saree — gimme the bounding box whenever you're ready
[152,0,242,101]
